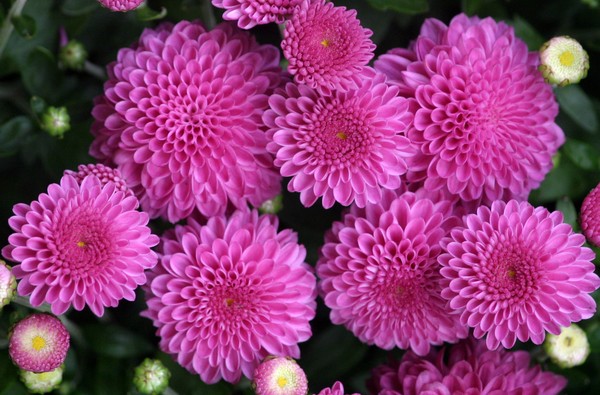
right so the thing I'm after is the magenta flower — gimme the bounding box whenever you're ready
[2,175,159,317]
[64,163,133,198]
[252,356,308,395]
[315,381,359,395]
[317,190,467,355]
[264,68,414,208]
[9,314,70,373]
[98,0,143,11]
[212,0,303,29]
[580,182,600,246]
[91,21,283,223]
[143,210,317,384]
[440,200,600,350]
[368,338,566,395]
[282,0,376,95]
[375,14,564,205]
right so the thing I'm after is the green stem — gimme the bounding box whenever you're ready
[202,0,217,29]
[164,387,180,395]
[0,0,29,58]
[13,295,53,313]
[84,60,107,81]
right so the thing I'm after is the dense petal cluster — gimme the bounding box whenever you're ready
[375,14,564,205]
[440,200,600,350]
[91,21,283,223]
[580,182,600,246]
[98,0,144,11]
[9,314,70,373]
[0,260,16,307]
[264,68,414,208]
[64,163,133,198]
[144,210,317,384]
[252,356,308,395]
[282,0,376,95]
[368,338,567,394]
[317,190,467,355]
[212,0,303,29]
[316,381,359,395]
[2,175,159,316]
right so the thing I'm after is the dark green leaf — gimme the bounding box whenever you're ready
[336,0,394,43]
[61,0,99,16]
[157,352,233,395]
[511,16,545,51]
[0,116,33,157]
[366,0,429,14]
[556,85,599,134]
[30,96,46,115]
[82,323,154,359]
[11,14,37,40]
[529,157,592,204]
[562,139,600,171]
[555,196,579,230]
[136,5,168,21]
[20,46,63,100]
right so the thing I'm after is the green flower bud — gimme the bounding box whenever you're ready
[539,36,589,86]
[133,358,171,395]
[40,107,70,139]
[259,195,284,215]
[19,365,64,394]
[0,260,17,308]
[544,324,590,368]
[59,40,88,71]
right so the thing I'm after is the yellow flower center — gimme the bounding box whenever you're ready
[336,132,347,140]
[320,39,330,48]
[559,50,575,67]
[277,376,288,388]
[32,335,46,351]
[225,298,234,307]
[77,241,86,248]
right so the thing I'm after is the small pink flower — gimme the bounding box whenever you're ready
[9,314,70,373]
[315,381,360,395]
[580,182,600,246]
[212,0,303,29]
[440,200,600,350]
[98,0,144,12]
[253,356,308,395]
[64,163,133,198]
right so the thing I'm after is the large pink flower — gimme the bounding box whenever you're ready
[212,0,303,29]
[440,200,600,350]
[375,14,564,205]
[91,21,283,223]
[317,190,467,355]
[143,210,317,384]
[282,0,375,95]
[264,68,414,209]
[368,338,567,395]
[2,175,159,317]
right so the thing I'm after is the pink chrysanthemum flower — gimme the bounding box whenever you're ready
[440,200,600,350]
[2,175,159,316]
[368,338,566,395]
[9,314,70,373]
[98,0,144,12]
[282,0,376,95]
[143,210,317,384]
[212,0,303,30]
[64,163,133,198]
[375,14,564,205]
[315,381,359,395]
[252,356,308,395]
[317,190,467,355]
[91,21,283,223]
[264,68,414,209]
[580,182,600,246]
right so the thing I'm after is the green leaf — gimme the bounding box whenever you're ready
[61,0,99,16]
[136,5,168,21]
[555,196,579,230]
[562,139,600,171]
[556,85,599,134]
[529,156,592,204]
[11,14,37,40]
[30,96,46,116]
[82,323,154,359]
[511,15,545,51]
[20,46,63,100]
[366,0,429,14]
[157,352,233,395]
[0,116,33,157]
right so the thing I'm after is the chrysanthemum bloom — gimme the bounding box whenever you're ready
[9,314,69,373]
[212,0,303,30]
[91,21,283,223]
[64,163,133,198]
[144,210,317,383]
[264,68,414,209]
[98,0,144,11]
[252,356,308,395]
[580,182,600,246]
[440,200,600,350]
[133,358,171,395]
[0,260,16,308]
[2,175,159,316]
[539,36,589,86]
[20,365,64,394]
[375,14,564,205]
[368,338,566,394]
[315,381,359,395]
[317,190,467,355]
[544,324,590,368]
[282,0,376,95]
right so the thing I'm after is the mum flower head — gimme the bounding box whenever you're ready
[64,163,133,198]
[9,313,69,373]
[282,0,376,95]
[580,181,600,246]
[264,67,414,209]
[212,0,303,30]
[252,356,308,395]
[91,21,283,223]
[315,381,359,395]
[143,209,317,384]
[368,338,567,395]
[375,13,564,205]
[2,174,159,317]
[539,35,589,86]
[440,200,600,350]
[317,189,467,356]
[98,0,144,12]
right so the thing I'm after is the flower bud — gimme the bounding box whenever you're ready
[59,40,88,71]
[0,260,16,308]
[19,365,64,394]
[259,195,284,215]
[539,36,589,86]
[40,106,70,139]
[544,324,590,368]
[133,358,171,395]
[98,0,144,12]
[252,356,308,395]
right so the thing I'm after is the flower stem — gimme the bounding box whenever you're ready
[202,0,216,30]
[84,60,107,81]
[164,387,180,395]
[0,0,29,59]
[12,295,53,313]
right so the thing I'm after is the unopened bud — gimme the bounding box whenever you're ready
[40,107,70,139]
[59,40,88,71]
[19,365,64,394]
[259,195,284,215]
[544,324,590,368]
[539,36,589,86]
[0,260,16,308]
[133,358,171,395]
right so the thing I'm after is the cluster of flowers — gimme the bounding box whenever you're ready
[1,0,598,393]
